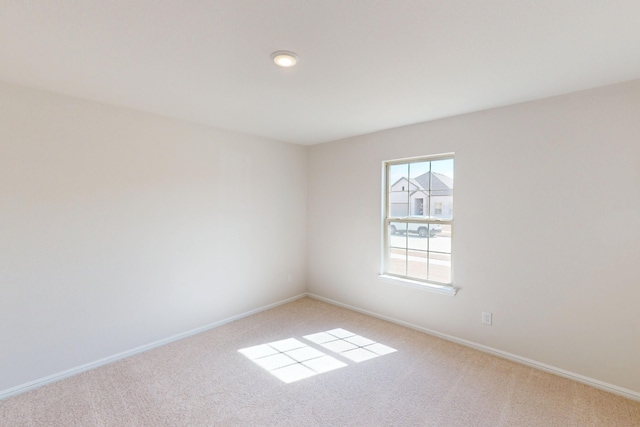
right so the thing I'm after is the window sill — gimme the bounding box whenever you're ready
[379,275,458,296]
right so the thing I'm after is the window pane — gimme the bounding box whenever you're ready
[428,253,451,284]
[409,195,427,217]
[388,248,407,276]
[407,249,428,280]
[430,159,454,188]
[430,196,452,220]
[409,162,430,184]
[389,164,410,217]
[407,233,428,250]
[389,222,407,248]
[430,159,453,220]
[409,162,430,218]
[429,228,451,255]
[389,192,409,217]
[388,164,408,192]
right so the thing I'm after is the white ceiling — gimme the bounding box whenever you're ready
[1,1,640,145]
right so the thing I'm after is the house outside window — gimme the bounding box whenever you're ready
[383,154,454,286]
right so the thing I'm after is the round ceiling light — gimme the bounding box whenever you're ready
[271,51,299,68]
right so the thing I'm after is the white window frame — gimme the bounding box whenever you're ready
[380,153,457,296]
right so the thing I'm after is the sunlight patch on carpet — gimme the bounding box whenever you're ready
[239,329,397,383]
[304,328,397,362]
[238,338,347,383]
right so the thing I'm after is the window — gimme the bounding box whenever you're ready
[383,154,454,287]
[434,202,442,215]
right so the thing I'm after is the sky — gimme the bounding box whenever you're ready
[388,158,454,188]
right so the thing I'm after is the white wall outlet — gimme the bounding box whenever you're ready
[288,274,293,284]
[482,311,492,325]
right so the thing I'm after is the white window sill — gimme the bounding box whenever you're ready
[379,275,458,296]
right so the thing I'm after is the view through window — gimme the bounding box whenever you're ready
[383,155,454,285]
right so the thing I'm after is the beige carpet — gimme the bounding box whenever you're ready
[1,297,639,426]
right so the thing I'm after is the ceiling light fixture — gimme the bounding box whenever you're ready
[271,51,298,68]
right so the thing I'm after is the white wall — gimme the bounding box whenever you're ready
[3,77,639,398]
[307,80,640,394]
[0,82,307,392]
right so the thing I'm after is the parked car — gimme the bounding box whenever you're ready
[389,221,442,237]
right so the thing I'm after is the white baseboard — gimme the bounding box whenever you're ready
[4,292,638,403]
[0,293,307,401]
[306,292,640,402]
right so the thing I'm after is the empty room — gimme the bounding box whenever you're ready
[1,1,640,426]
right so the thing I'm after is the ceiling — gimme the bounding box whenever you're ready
[1,1,639,145]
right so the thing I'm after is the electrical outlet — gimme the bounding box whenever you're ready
[288,274,293,284]
[482,311,492,325]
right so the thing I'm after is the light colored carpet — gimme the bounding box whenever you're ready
[1,297,639,426]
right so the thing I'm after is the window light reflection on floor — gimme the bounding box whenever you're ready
[304,328,397,362]
[238,338,347,383]
[238,329,397,384]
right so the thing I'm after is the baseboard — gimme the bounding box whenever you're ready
[305,293,640,402]
[0,293,307,401]
[5,292,638,403]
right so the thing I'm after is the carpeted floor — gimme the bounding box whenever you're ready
[1,297,639,426]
